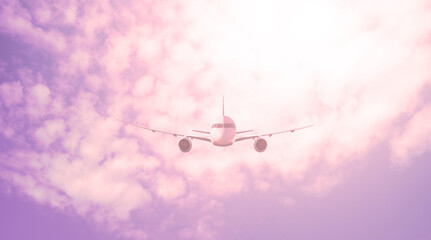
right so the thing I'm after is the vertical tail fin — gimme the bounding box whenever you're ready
[222,96,224,116]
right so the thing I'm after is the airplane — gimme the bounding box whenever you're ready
[117,97,313,152]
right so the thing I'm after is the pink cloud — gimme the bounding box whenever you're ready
[5,171,69,208]
[303,174,341,197]
[0,81,23,107]
[391,105,431,167]
[0,0,67,51]
[154,173,186,201]
[26,83,51,117]
[34,119,65,147]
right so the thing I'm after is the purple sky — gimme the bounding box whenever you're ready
[1,0,431,239]
[2,152,431,239]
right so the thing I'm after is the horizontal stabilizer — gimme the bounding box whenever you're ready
[192,130,210,134]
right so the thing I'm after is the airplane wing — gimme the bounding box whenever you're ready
[235,124,314,142]
[117,119,212,142]
[236,130,254,134]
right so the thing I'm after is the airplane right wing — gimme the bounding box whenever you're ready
[235,125,314,142]
[236,130,254,134]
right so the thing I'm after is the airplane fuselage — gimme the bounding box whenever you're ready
[210,115,236,146]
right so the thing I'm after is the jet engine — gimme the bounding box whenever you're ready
[254,138,267,152]
[179,138,192,152]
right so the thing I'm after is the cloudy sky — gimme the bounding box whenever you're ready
[1,0,431,239]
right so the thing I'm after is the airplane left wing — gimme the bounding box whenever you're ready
[192,130,210,134]
[117,119,212,142]
[235,124,314,142]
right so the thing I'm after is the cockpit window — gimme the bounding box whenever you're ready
[211,123,236,128]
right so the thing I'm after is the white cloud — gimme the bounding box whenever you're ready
[303,174,341,196]
[178,200,224,240]
[0,0,66,51]
[391,105,431,167]
[34,119,66,147]
[69,49,91,72]
[133,75,155,96]
[0,81,23,107]
[154,173,187,201]
[47,155,152,220]
[26,83,51,117]
[1,170,70,209]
